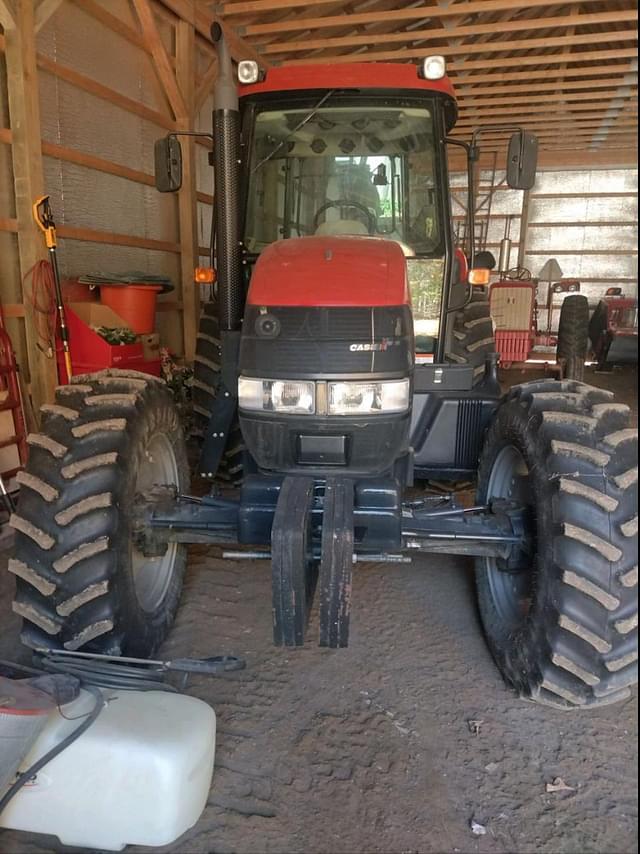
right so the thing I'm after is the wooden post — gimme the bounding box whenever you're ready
[175,19,199,361]
[4,0,58,412]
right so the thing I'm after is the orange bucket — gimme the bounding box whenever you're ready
[100,285,162,334]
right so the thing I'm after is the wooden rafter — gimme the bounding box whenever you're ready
[236,0,626,37]
[0,0,16,29]
[257,9,637,55]
[35,0,65,31]
[195,57,218,113]
[132,0,187,120]
[286,30,639,65]
[218,0,608,18]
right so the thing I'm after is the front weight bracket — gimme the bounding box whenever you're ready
[271,476,317,646]
[319,478,355,649]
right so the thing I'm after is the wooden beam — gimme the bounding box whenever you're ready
[447,48,639,75]
[195,58,218,113]
[455,77,638,99]
[3,0,58,410]
[156,0,269,66]
[35,0,64,31]
[449,63,638,89]
[288,30,639,65]
[133,0,187,120]
[57,224,180,253]
[225,0,608,18]
[239,0,623,36]
[33,51,175,129]
[457,89,637,109]
[176,18,199,362]
[259,9,637,55]
[0,216,18,232]
[454,108,638,127]
[71,0,148,51]
[0,0,16,29]
[528,221,638,228]
[1,126,214,202]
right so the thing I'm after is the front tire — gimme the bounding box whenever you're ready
[10,370,189,656]
[476,379,637,709]
[446,288,495,384]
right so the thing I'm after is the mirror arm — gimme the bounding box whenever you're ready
[446,137,474,268]
[472,123,527,172]
[167,131,214,143]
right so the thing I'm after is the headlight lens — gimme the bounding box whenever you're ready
[328,379,410,415]
[237,60,260,85]
[238,378,315,414]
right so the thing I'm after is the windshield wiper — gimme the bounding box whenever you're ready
[251,89,337,174]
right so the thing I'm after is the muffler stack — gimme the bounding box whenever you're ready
[211,23,243,333]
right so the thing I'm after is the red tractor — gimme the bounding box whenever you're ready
[10,28,637,710]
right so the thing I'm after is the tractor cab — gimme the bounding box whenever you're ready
[237,62,455,363]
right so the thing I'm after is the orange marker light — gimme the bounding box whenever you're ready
[468,268,490,286]
[195,267,216,284]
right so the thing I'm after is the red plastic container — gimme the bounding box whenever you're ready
[100,285,162,334]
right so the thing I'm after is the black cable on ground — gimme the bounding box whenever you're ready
[35,654,177,693]
[0,684,105,816]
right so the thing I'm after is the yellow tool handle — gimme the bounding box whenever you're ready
[32,194,57,249]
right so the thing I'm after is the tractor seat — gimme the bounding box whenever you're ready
[314,219,369,237]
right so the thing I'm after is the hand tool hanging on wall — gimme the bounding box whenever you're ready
[32,195,72,381]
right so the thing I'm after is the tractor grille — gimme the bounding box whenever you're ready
[454,399,484,468]
[240,305,413,377]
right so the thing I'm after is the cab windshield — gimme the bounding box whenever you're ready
[244,98,446,356]
[245,102,442,256]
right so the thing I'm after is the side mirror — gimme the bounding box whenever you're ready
[506,131,538,190]
[373,164,388,186]
[154,136,182,193]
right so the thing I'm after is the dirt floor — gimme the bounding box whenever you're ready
[0,366,637,854]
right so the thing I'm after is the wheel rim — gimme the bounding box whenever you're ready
[485,445,534,631]
[132,433,180,613]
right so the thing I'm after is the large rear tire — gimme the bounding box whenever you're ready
[10,370,189,656]
[476,379,637,709]
[192,301,245,482]
[446,288,495,384]
[556,294,590,381]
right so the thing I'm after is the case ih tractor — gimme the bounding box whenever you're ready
[10,29,637,710]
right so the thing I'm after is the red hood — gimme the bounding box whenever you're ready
[246,236,410,308]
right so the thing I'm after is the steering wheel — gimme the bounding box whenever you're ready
[313,199,377,235]
[504,266,532,280]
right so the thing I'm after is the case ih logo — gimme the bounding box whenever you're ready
[349,339,398,352]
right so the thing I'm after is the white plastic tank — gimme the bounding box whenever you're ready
[0,676,56,793]
[0,688,216,851]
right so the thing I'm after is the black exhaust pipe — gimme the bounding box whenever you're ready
[211,23,243,333]
[198,24,243,478]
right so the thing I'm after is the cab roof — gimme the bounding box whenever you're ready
[239,62,457,103]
